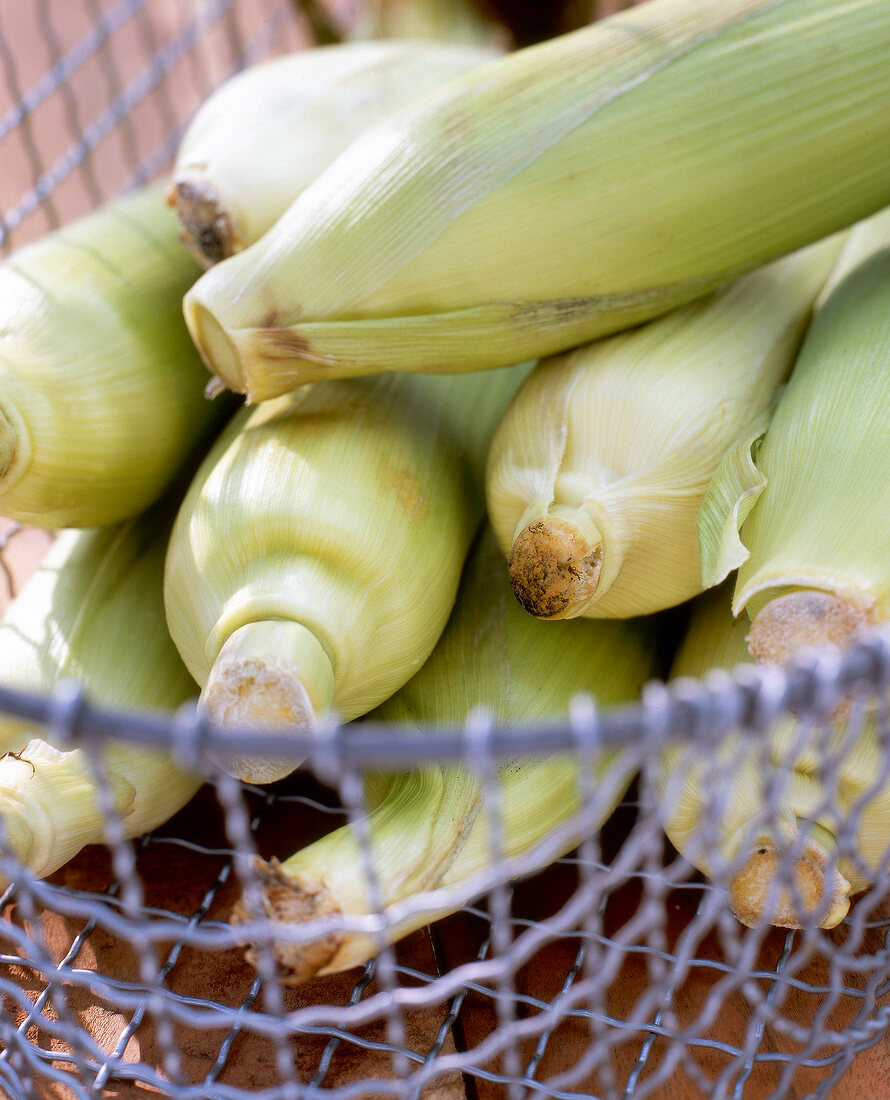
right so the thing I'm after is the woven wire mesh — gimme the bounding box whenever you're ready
[1,2,890,1098]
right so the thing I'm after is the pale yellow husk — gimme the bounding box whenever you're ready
[170,39,499,266]
[351,0,498,45]
[0,502,202,882]
[232,527,656,982]
[0,184,232,528]
[164,363,532,784]
[486,235,842,621]
[698,205,890,664]
[183,0,890,402]
[653,584,890,929]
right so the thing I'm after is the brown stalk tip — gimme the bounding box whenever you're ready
[508,518,602,619]
[172,177,241,266]
[747,590,870,666]
[201,663,316,784]
[727,837,851,930]
[232,857,343,985]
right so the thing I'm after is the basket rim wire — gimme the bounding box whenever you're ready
[3,3,890,1097]
[2,631,890,1097]
[1,622,889,765]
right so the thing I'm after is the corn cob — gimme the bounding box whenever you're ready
[698,207,890,666]
[486,235,842,622]
[0,498,202,882]
[164,363,531,784]
[232,526,656,982]
[183,0,890,403]
[350,0,498,45]
[170,40,499,267]
[653,583,890,929]
[0,184,232,529]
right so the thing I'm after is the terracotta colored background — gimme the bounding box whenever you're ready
[0,3,888,1097]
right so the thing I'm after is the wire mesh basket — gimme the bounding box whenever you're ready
[2,2,890,1098]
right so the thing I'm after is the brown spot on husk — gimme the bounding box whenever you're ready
[255,328,314,361]
[510,297,597,324]
[172,178,242,266]
[388,468,428,520]
[509,518,602,619]
[232,857,342,985]
[748,590,870,666]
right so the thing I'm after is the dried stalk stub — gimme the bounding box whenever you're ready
[183,0,890,402]
[487,236,842,620]
[0,500,202,882]
[507,513,604,619]
[699,206,890,666]
[0,184,231,529]
[169,39,499,266]
[649,583,890,931]
[164,364,530,784]
[727,826,851,931]
[232,527,657,982]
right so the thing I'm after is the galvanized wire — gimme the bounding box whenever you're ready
[1,2,890,1098]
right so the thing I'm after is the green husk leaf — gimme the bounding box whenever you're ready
[170,40,500,266]
[165,363,532,783]
[0,184,233,527]
[185,0,890,399]
[697,405,773,589]
[732,217,890,624]
[232,528,657,981]
[0,496,202,881]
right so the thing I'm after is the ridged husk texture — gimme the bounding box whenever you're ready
[0,184,231,528]
[232,527,657,982]
[486,236,842,620]
[699,206,890,665]
[169,40,499,266]
[0,499,202,881]
[164,364,531,783]
[351,0,498,45]
[653,584,890,929]
[184,0,890,402]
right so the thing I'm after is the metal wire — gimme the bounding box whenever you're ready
[1,2,890,1097]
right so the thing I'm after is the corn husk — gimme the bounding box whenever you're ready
[698,206,890,666]
[183,0,890,402]
[232,526,657,982]
[170,40,499,267]
[0,184,234,529]
[653,583,890,930]
[486,235,842,621]
[164,363,532,784]
[351,0,498,44]
[0,499,202,882]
